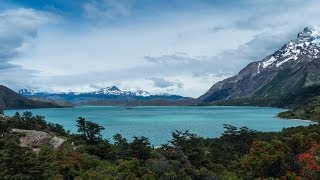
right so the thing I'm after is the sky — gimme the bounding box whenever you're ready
[0,0,319,97]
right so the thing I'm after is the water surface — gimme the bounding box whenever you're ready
[5,106,313,145]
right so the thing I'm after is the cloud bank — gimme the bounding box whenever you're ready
[0,8,58,88]
[2,0,320,97]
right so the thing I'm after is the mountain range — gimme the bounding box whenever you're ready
[199,26,320,103]
[18,86,193,106]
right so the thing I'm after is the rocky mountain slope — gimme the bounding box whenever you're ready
[0,85,61,110]
[199,27,320,102]
[19,86,193,105]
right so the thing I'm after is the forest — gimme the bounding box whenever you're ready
[0,111,320,179]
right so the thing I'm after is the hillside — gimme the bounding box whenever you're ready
[277,85,320,121]
[0,85,61,110]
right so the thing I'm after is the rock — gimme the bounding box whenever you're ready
[11,129,66,151]
[49,136,66,149]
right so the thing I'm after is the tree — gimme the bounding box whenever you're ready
[76,117,105,143]
[113,134,130,158]
[0,137,49,179]
[0,120,8,134]
[240,140,288,177]
[130,136,151,161]
[170,130,196,149]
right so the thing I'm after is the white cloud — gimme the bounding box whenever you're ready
[0,8,58,89]
[9,13,255,97]
[148,77,183,89]
[0,8,55,63]
[5,0,320,97]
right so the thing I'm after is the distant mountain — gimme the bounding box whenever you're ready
[0,85,60,110]
[19,86,194,105]
[199,27,320,102]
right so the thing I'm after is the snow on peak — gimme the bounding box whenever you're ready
[90,86,166,97]
[297,26,320,40]
[18,88,40,95]
[258,27,320,70]
[262,56,276,68]
[132,90,151,97]
[96,86,122,95]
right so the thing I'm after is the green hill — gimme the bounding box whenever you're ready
[277,85,320,121]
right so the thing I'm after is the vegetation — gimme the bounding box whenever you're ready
[278,85,320,121]
[6,111,69,136]
[205,97,279,107]
[1,111,320,179]
[76,117,105,143]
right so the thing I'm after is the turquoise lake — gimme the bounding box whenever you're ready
[4,106,314,145]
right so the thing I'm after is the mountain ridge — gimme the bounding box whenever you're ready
[19,86,176,97]
[199,26,320,102]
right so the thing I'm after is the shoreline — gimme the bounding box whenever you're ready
[277,116,317,124]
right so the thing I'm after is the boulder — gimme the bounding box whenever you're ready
[11,129,66,151]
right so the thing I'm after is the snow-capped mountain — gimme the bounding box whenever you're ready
[258,26,320,70]
[19,86,171,97]
[19,86,190,105]
[18,88,43,96]
[199,26,320,102]
[89,86,163,97]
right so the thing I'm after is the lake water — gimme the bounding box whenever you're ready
[4,106,314,145]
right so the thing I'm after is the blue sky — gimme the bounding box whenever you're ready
[0,0,319,97]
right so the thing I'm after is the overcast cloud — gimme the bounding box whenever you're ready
[1,0,320,97]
